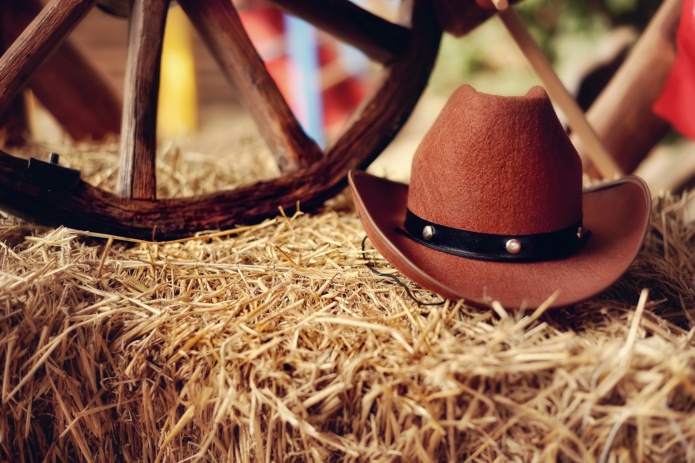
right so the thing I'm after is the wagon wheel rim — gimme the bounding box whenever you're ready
[0,0,441,240]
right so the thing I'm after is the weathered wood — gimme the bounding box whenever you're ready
[499,8,623,180]
[578,0,678,178]
[0,96,26,147]
[178,0,324,173]
[0,0,28,146]
[117,0,169,200]
[0,0,98,115]
[0,0,121,142]
[97,0,130,18]
[433,0,521,36]
[29,44,123,141]
[0,0,441,240]
[268,0,411,64]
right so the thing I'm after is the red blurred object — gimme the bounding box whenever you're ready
[237,5,367,135]
[653,0,695,139]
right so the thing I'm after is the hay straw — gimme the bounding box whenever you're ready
[0,142,694,462]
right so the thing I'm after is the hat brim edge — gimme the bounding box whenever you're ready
[348,170,652,309]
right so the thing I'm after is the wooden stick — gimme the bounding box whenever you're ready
[178,0,323,173]
[1,0,121,142]
[268,0,411,64]
[0,0,98,115]
[117,0,169,200]
[579,0,679,178]
[0,0,28,146]
[498,8,624,179]
[29,40,122,141]
[0,93,27,147]
[18,0,121,141]
[491,0,509,11]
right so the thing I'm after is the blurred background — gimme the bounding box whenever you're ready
[21,0,695,197]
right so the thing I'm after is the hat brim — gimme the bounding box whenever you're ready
[349,170,651,309]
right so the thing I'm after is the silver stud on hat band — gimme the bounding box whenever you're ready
[505,239,521,254]
[405,210,585,262]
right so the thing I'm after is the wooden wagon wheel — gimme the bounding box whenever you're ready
[0,0,495,240]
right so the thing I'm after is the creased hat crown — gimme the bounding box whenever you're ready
[408,85,583,235]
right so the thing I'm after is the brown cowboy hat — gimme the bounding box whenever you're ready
[349,85,651,309]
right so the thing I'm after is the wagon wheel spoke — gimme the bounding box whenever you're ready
[0,0,98,114]
[178,0,324,173]
[0,0,121,143]
[0,0,445,239]
[118,0,169,200]
[0,2,28,146]
[268,0,412,64]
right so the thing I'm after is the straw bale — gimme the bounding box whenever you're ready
[0,142,694,462]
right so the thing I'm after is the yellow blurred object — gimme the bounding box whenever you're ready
[158,6,198,137]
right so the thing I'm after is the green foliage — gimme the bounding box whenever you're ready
[431,0,663,95]
[517,0,662,32]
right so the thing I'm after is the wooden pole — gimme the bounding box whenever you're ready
[14,0,121,141]
[0,0,28,146]
[498,8,624,179]
[0,0,98,115]
[118,0,169,200]
[179,0,323,173]
[579,0,680,178]
[1,0,121,142]
[268,0,410,64]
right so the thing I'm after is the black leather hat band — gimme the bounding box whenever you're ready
[403,210,588,262]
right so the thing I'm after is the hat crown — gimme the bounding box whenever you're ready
[408,85,583,235]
